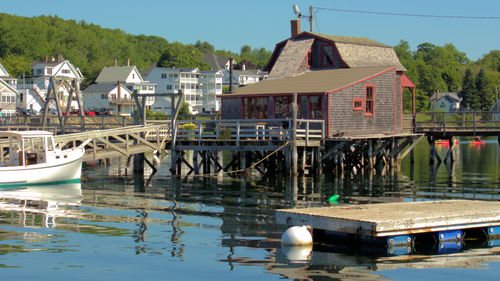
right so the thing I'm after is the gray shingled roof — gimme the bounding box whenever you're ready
[82,82,131,94]
[309,32,391,48]
[430,91,461,102]
[223,66,394,96]
[336,43,407,71]
[95,66,136,83]
[269,38,314,78]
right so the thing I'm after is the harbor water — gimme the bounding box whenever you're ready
[0,139,498,280]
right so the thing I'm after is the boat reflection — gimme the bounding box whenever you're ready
[0,182,82,228]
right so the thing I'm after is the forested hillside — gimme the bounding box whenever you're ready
[0,13,271,87]
[0,13,499,111]
[395,40,500,111]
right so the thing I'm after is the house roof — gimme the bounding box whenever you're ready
[430,91,461,102]
[0,62,10,77]
[203,53,230,71]
[265,32,406,76]
[82,82,131,94]
[95,66,142,83]
[309,32,391,48]
[0,78,18,94]
[268,38,314,78]
[222,66,394,96]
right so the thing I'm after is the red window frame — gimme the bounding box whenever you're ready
[365,85,374,116]
[307,50,312,67]
[353,98,363,111]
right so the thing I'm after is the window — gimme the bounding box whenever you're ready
[1,93,15,103]
[167,85,172,90]
[353,98,363,110]
[307,50,312,67]
[161,73,167,79]
[274,96,291,118]
[101,94,107,99]
[46,68,52,75]
[365,85,374,115]
[321,45,334,66]
[308,96,323,119]
[243,97,268,119]
[62,69,70,74]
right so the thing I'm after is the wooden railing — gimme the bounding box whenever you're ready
[0,115,134,132]
[175,119,324,145]
[414,111,500,136]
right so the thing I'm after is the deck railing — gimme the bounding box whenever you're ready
[414,111,500,135]
[174,119,324,145]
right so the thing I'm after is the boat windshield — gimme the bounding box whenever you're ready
[23,137,45,152]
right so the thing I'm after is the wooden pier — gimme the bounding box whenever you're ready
[276,200,500,244]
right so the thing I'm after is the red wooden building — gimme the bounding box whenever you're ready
[220,20,415,138]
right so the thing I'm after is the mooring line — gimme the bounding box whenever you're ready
[182,141,291,178]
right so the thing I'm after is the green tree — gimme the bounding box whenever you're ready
[461,69,477,110]
[157,43,211,70]
[475,68,493,111]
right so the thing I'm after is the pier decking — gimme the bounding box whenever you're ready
[276,200,500,237]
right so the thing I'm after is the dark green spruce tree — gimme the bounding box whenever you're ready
[461,69,477,111]
[475,68,493,111]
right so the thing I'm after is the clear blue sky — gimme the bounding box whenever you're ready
[4,0,499,61]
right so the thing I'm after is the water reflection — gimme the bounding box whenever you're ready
[0,182,82,228]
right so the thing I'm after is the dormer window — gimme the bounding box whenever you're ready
[46,68,52,75]
[321,46,334,67]
[307,50,312,67]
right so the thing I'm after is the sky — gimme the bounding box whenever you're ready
[3,0,500,61]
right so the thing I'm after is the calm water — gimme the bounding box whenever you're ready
[0,139,498,280]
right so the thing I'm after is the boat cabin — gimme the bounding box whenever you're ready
[0,131,57,167]
[220,20,415,137]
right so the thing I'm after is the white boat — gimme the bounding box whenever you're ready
[0,131,85,185]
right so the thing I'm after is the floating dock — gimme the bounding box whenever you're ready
[276,200,500,246]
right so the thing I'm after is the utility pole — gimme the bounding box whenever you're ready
[293,5,314,32]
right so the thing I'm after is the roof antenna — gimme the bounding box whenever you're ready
[293,4,314,32]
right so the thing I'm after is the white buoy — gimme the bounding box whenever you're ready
[281,244,312,263]
[281,225,313,245]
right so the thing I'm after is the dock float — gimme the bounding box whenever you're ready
[276,200,500,247]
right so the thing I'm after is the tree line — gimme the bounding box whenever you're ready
[395,40,499,112]
[0,13,498,111]
[0,13,271,88]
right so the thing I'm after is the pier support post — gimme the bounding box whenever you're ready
[134,153,145,175]
[291,93,298,176]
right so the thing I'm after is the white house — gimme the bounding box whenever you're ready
[144,67,224,113]
[17,56,84,113]
[199,70,223,112]
[430,91,461,112]
[144,67,201,113]
[92,65,156,115]
[0,62,18,116]
[492,99,500,121]
[82,82,133,115]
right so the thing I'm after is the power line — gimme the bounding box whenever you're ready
[315,7,500,20]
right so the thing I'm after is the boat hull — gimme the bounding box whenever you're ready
[0,148,84,186]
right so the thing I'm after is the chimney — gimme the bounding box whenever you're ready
[437,89,440,98]
[114,58,118,67]
[290,19,301,38]
[127,58,130,66]
[57,54,61,62]
[45,56,48,63]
